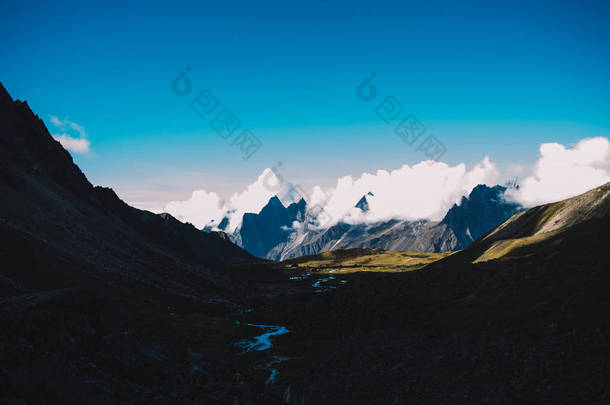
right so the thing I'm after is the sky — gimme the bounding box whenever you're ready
[2,0,610,224]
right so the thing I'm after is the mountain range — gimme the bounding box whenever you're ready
[229,184,522,260]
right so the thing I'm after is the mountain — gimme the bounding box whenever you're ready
[202,216,229,232]
[267,219,447,260]
[440,184,521,247]
[245,185,522,260]
[0,83,251,268]
[0,83,273,403]
[354,192,374,212]
[233,196,306,258]
[460,181,610,263]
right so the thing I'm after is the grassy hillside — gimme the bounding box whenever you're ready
[281,247,451,273]
[465,182,610,263]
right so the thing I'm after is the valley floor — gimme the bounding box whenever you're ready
[3,242,610,404]
[227,248,610,404]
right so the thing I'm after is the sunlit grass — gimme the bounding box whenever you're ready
[283,249,452,274]
[474,230,560,263]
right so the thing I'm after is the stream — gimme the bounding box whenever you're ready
[312,275,337,293]
[233,272,348,385]
[235,323,291,385]
[235,324,290,352]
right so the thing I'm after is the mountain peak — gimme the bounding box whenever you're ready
[441,184,521,245]
[468,184,506,202]
[259,195,286,214]
[238,196,307,257]
[0,82,13,105]
[355,192,374,212]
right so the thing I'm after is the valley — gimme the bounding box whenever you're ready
[1,81,610,404]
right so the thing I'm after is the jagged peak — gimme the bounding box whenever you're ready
[0,82,93,200]
[0,81,13,105]
[355,192,373,212]
[267,195,285,207]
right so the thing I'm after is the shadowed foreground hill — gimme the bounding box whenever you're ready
[0,83,280,403]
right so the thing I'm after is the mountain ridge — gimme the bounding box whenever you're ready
[232,184,522,260]
[0,82,252,269]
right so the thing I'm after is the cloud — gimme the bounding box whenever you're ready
[49,115,90,154]
[507,164,525,176]
[163,158,499,231]
[508,137,610,206]
[164,190,225,229]
[309,157,499,226]
[159,136,610,232]
[224,168,296,231]
[49,116,88,138]
[162,168,296,231]
[53,134,91,154]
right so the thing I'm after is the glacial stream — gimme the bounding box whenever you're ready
[235,324,290,352]
[235,323,291,384]
[234,272,349,385]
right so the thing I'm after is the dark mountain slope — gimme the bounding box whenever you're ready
[0,83,278,403]
[0,82,252,269]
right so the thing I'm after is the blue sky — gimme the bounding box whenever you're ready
[2,0,610,208]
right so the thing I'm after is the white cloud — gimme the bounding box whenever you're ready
[163,158,500,231]
[164,190,225,229]
[53,133,91,154]
[162,168,297,231]
[49,115,88,138]
[159,136,610,232]
[224,168,297,231]
[49,115,90,154]
[507,164,525,176]
[508,137,610,206]
[309,157,499,226]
